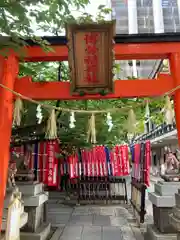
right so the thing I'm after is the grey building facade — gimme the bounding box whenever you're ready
[110,0,180,79]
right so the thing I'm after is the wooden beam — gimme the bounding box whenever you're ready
[14,74,173,100]
[21,42,180,62]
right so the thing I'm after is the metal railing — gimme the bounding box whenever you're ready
[134,122,176,143]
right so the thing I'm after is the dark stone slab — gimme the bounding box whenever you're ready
[153,205,176,233]
[22,204,45,232]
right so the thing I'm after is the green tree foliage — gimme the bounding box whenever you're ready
[0,0,89,50]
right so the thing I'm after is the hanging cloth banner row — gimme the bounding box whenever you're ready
[67,145,130,179]
[10,143,131,186]
[10,140,151,188]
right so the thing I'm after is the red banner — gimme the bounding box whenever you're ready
[111,149,119,176]
[46,141,57,186]
[69,154,79,179]
[144,141,151,187]
[121,145,129,176]
[134,143,141,180]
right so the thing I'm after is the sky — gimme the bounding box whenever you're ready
[33,0,110,36]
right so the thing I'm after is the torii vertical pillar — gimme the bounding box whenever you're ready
[170,53,180,146]
[0,55,18,232]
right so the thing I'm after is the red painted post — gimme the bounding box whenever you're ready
[170,53,180,146]
[0,55,18,231]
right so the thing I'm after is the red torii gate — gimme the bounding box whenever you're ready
[0,33,180,229]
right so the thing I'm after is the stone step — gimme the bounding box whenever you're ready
[16,182,43,196]
[49,227,64,240]
[20,223,51,240]
[145,224,177,240]
[1,212,28,231]
[169,213,180,232]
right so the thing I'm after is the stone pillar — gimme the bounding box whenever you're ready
[152,0,164,33]
[17,182,51,240]
[145,181,179,239]
[170,188,180,240]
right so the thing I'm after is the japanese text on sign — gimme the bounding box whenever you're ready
[84,32,100,83]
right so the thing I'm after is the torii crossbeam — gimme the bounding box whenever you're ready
[1,33,180,230]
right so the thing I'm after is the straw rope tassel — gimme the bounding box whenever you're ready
[46,109,57,139]
[145,100,150,118]
[91,114,96,144]
[164,95,174,125]
[13,98,23,126]
[127,109,136,133]
[86,117,91,143]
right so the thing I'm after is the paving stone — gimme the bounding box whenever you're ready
[93,215,111,226]
[47,197,144,240]
[99,207,116,216]
[68,215,93,226]
[48,206,73,214]
[110,216,128,227]
[82,226,101,240]
[102,226,123,240]
[120,225,136,240]
[73,207,92,215]
[48,213,70,225]
[115,208,132,218]
[60,226,83,240]
[90,207,101,215]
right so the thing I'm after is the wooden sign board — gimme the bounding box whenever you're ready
[66,22,115,95]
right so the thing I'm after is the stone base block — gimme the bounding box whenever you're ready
[145,224,177,240]
[22,204,45,232]
[170,213,180,232]
[176,194,180,208]
[153,205,176,233]
[20,223,51,240]
[155,182,180,196]
[149,192,175,207]
[173,207,180,219]
[16,182,43,196]
[1,212,28,231]
[23,192,49,207]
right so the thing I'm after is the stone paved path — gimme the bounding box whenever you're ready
[47,194,143,240]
